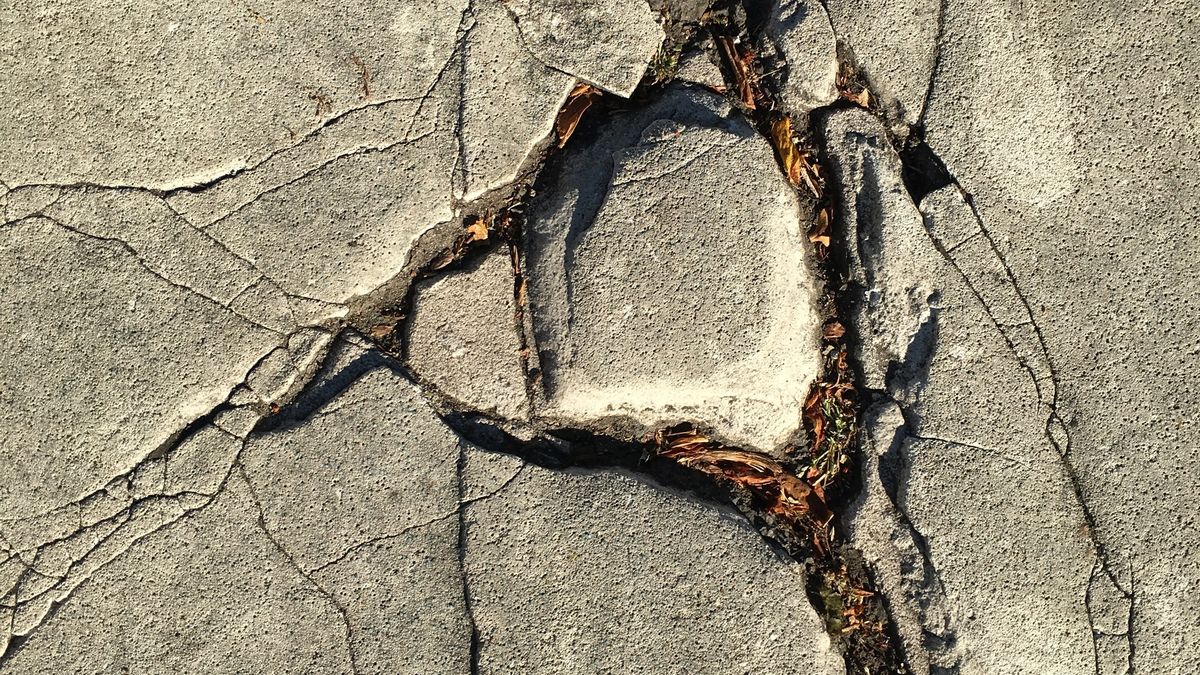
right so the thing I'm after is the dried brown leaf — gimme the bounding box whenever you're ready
[555,83,601,148]
[716,36,757,110]
[771,117,803,187]
[465,217,489,243]
[823,321,846,340]
[369,324,395,340]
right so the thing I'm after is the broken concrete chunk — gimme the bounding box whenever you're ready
[766,0,839,113]
[0,217,278,517]
[0,0,469,189]
[824,0,940,127]
[504,0,665,97]
[465,466,845,673]
[820,109,938,391]
[240,368,460,572]
[461,0,575,201]
[674,48,725,90]
[406,250,528,420]
[525,87,821,453]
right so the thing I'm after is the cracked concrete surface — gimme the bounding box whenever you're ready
[2,0,1198,672]
[524,86,822,454]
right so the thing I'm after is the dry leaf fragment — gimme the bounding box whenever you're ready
[716,36,756,110]
[823,321,846,340]
[555,83,601,148]
[465,217,489,243]
[809,205,832,247]
[771,116,803,186]
[369,324,395,340]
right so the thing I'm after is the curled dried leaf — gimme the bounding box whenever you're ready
[555,83,601,148]
[771,116,803,187]
[465,217,489,242]
[809,205,832,247]
[823,321,846,340]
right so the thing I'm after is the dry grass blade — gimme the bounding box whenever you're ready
[715,36,757,110]
[555,83,601,148]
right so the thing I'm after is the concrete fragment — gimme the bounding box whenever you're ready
[824,0,940,126]
[824,111,1100,672]
[525,87,822,453]
[240,368,460,572]
[673,48,725,90]
[766,0,839,113]
[504,0,665,97]
[820,109,938,391]
[465,465,845,673]
[461,0,575,201]
[406,250,528,419]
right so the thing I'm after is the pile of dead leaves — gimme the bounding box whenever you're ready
[650,425,833,552]
[801,349,859,489]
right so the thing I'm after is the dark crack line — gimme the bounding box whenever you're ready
[203,128,438,232]
[917,178,1136,671]
[239,467,359,675]
[915,0,949,129]
[455,444,482,675]
[24,213,289,338]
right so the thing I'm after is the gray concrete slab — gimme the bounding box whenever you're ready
[406,250,529,419]
[920,0,1200,669]
[524,86,822,453]
[464,464,845,674]
[825,110,1100,673]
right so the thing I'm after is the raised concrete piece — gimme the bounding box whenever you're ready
[406,250,529,419]
[819,109,937,392]
[766,0,839,113]
[824,0,940,127]
[503,0,666,97]
[524,86,823,453]
[464,465,846,673]
[825,111,1102,673]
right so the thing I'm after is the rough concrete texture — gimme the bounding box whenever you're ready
[826,109,1103,673]
[405,250,528,419]
[4,0,1198,672]
[465,465,845,673]
[503,0,665,97]
[2,359,843,672]
[915,0,1200,670]
[766,0,840,113]
[524,86,822,453]
[824,0,940,127]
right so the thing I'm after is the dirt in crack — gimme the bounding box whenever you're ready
[351,4,909,671]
